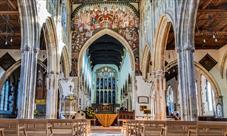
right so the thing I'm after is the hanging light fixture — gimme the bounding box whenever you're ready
[2,7,14,46]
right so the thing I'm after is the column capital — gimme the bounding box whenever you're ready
[183,47,195,52]
[21,46,31,52]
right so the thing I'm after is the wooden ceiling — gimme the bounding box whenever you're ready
[195,0,227,49]
[0,0,20,49]
[166,0,227,50]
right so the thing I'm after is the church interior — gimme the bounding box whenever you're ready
[0,0,227,135]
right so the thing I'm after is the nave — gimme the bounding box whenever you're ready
[1,0,227,135]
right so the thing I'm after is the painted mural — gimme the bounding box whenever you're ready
[71,3,139,76]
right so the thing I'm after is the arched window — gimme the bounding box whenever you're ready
[201,75,215,116]
[95,67,117,104]
[166,86,174,116]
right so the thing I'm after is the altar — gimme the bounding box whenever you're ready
[93,104,118,127]
[95,114,118,127]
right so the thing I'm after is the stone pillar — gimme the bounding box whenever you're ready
[46,72,59,119]
[17,0,39,119]
[152,71,166,120]
[177,47,197,121]
[18,48,39,119]
[176,0,199,121]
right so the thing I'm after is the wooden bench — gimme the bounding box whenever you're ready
[19,119,53,136]
[165,121,196,136]
[48,119,88,136]
[141,121,166,136]
[188,121,227,136]
[0,119,26,136]
[0,128,4,136]
[127,120,166,136]
[126,120,140,136]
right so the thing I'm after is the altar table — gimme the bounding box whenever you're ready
[95,114,118,127]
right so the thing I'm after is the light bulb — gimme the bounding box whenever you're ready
[10,38,13,42]
[5,41,8,45]
[212,34,216,39]
[215,38,218,42]
[203,39,206,43]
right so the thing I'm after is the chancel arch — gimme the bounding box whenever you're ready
[78,29,136,77]
[77,28,135,114]
[71,3,139,76]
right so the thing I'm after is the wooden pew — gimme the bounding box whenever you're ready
[48,119,88,136]
[141,121,166,136]
[19,119,53,136]
[188,121,227,136]
[165,121,196,136]
[0,128,4,136]
[0,119,26,136]
[127,120,141,136]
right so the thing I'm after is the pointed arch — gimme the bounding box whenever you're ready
[141,45,151,79]
[60,46,70,77]
[0,60,47,92]
[165,60,222,97]
[152,15,174,71]
[41,17,58,74]
[77,29,135,76]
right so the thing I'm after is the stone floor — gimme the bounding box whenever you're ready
[89,126,124,136]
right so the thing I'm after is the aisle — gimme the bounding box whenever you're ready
[89,126,124,136]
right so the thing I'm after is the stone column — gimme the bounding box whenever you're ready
[176,0,199,121]
[152,71,166,120]
[17,0,39,119]
[46,72,59,119]
[18,48,39,119]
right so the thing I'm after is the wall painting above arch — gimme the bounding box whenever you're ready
[71,3,140,76]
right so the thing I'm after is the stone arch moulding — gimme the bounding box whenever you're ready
[165,60,222,97]
[77,29,136,77]
[41,17,58,74]
[0,60,47,92]
[60,46,70,77]
[152,15,175,71]
[220,47,227,79]
[141,45,151,79]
